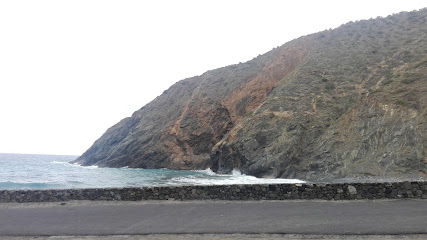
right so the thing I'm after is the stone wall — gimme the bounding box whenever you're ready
[1,182,427,203]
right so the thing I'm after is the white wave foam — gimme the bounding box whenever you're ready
[51,161,69,165]
[168,168,305,186]
[168,176,304,186]
[192,168,219,176]
[51,161,99,169]
[86,165,99,169]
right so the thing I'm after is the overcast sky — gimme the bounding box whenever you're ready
[0,0,425,155]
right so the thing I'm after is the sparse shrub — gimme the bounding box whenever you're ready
[412,59,427,69]
[324,82,335,91]
[399,73,422,84]
[395,99,408,107]
[382,79,393,85]
[401,78,416,84]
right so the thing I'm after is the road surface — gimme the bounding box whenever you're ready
[0,199,426,236]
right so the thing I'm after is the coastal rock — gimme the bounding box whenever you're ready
[73,10,427,181]
[348,186,357,195]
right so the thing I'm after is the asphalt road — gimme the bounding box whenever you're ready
[0,199,426,236]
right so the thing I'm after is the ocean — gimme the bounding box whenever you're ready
[0,153,304,190]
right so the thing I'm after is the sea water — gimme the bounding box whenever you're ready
[0,153,304,190]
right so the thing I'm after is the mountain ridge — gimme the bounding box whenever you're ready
[73,9,427,181]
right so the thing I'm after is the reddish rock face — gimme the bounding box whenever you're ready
[73,9,427,181]
[222,38,313,124]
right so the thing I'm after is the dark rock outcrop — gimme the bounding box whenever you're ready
[73,9,427,181]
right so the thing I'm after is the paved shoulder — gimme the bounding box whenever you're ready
[1,200,426,236]
[3,234,427,240]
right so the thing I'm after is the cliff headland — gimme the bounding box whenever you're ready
[73,9,427,181]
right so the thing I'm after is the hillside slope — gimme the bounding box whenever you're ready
[73,9,427,180]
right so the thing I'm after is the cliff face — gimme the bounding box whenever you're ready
[73,9,427,180]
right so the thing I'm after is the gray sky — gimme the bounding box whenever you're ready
[0,0,425,155]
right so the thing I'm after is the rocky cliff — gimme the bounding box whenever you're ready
[73,9,427,181]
